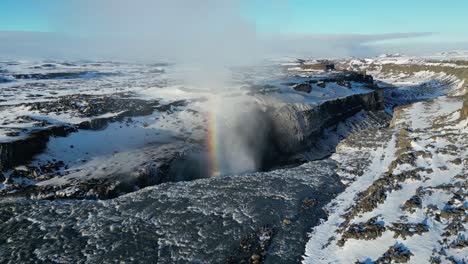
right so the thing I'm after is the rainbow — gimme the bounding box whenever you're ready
[207,97,221,177]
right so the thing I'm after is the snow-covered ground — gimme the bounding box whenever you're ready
[0,60,374,143]
[303,56,467,263]
[0,60,380,198]
[304,96,466,263]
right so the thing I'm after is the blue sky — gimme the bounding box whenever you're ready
[0,0,55,32]
[1,0,467,60]
[247,0,468,42]
[1,0,467,42]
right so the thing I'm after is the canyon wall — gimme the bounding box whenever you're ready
[265,89,385,161]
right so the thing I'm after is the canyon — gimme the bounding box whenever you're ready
[0,53,466,263]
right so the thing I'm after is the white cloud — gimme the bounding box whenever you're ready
[0,30,439,61]
[0,0,447,62]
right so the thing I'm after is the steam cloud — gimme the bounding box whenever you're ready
[55,0,272,176]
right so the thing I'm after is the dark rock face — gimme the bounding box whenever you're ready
[198,88,387,175]
[11,71,112,80]
[326,64,335,71]
[461,93,468,120]
[0,126,76,171]
[268,90,385,156]
[23,143,193,200]
[316,72,374,85]
[402,195,423,212]
[292,83,312,93]
[297,61,335,71]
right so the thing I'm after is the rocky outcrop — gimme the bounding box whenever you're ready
[375,243,414,263]
[0,96,187,171]
[338,217,386,246]
[268,89,385,156]
[461,93,468,120]
[292,83,312,93]
[11,71,115,80]
[0,126,76,171]
[356,243,414,263]
[388,223,429,239]
[25,94,166,119]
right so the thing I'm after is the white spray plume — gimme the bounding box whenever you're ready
[56,0,269,176]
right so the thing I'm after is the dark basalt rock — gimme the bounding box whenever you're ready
[326,64,335,71]
[4,131,21,137]
[301,197,318,213]
[227,227,276,264]
[402,195,423,213]
[438,206,466,220]
[11,71,114,80]
[320,72,374,85]
[292,83,312,93]
[388,222,429,239]
[29,63,56,69]
[10,169,32,180]
[449,235,468,249]
[12,72,88,80]
[338,217,386,246]
[356,243,414,263]
[376,243,413,263]
[337,80,352,88]
[25,94,160,118]
[443,221,465,236]
[0,126,76,171]
[460,93,468,120]
[268,89,385,157]
[28,178,138,200]
[317,81,326,88]
[155,100,188,113]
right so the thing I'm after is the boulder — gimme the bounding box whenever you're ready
[317,81,326,88]
[461,93,468,120]
[292,83,312,93]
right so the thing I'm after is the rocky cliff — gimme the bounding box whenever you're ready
[265,89,385,163]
